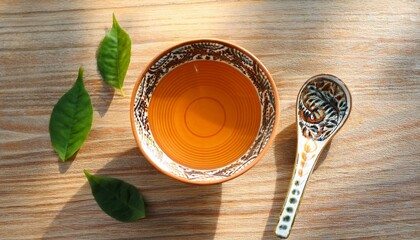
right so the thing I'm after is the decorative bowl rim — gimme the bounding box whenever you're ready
[130,38,280,184]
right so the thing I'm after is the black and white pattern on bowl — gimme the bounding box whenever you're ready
[132,40,278,183]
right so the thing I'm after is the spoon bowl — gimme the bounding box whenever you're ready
[275,74,352,238]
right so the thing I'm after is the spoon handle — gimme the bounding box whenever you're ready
[275,138,323,238]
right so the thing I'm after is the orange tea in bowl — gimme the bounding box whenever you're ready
[130,39,279,184]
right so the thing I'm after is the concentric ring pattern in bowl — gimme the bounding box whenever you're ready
[130,39,279,184]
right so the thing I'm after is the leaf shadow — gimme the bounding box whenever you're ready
[262,123,331,239]
[57,151,78,174]
[94,79,115,117]
[44,148,222,239]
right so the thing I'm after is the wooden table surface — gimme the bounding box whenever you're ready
[1,1,419,239]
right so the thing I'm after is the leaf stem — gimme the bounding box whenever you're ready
[119,88,126,97]
[83,169,91,177]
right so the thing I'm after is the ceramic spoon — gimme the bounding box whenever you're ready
[275,74,352,238]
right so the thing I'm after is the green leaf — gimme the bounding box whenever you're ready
[83,170,146,222]
[49,67,93,161]
[97,13,132,95]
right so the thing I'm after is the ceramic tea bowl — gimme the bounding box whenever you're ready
[130,39,279,184]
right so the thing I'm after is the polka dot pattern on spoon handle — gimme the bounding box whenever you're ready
[275,139,325,238]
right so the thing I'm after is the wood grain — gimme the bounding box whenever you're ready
[0,1,419,239]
